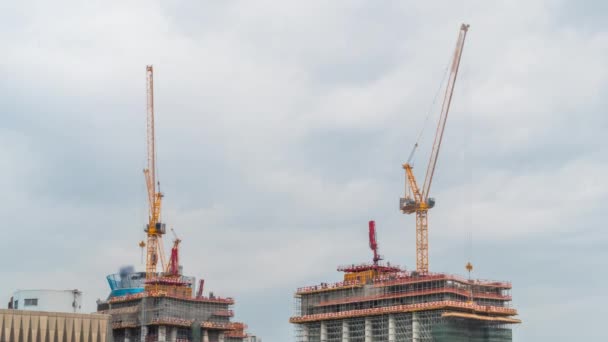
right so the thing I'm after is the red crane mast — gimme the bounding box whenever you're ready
[368,220,382,266]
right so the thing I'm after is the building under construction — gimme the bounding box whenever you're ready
[289,255,519,342]
[96,65,255,342]
[96,268,249,342]
[290,219,521,342]
[290,24,521,341]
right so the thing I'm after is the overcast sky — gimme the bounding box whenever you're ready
[1,0,607,341]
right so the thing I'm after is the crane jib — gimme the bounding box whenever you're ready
[422,24,469,200]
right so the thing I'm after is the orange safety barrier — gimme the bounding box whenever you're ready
[442,311,522,324]
[225,332,248,338]
[108,291,235,305]
[201,321,246,331]
[289,300,518,323]
[296,280,363,294]
[373,273,511,289]
[99,306,140,315]
[225,322,248,338]
[315,287,511,307]
[147,291,235,304]
[337,263,403,273]
[149,317,194,327]
[212,309,234,317]
[108,292,146,303]
[201,322,232,330]
[297,272,511,295]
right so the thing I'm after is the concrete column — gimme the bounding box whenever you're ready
[341,320,349,342]
[124,329,131,342]
[388,315,396,342]
[203,329,209,342]
[219,332,225,342]
[365,318,372,342]
[301,325,309,342]
[140,326,148,342]
[169,326,177,342]
[320,321,327,342]
[159,326,167,341]
[412,313,420,342]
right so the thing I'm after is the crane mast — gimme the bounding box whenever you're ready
[143,65,166,278]
[167,229,182,277]
[368,220,382,266]
[400,24,469,274]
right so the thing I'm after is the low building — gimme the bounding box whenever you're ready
[0,309,112,342]
[10,289,83,313]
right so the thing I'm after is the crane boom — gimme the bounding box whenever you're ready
[400,24,469,274]
[143,65,166,278]
[146,66,156,211]
[196,279,205,298]
[421,24,469,200]
[368,220,381,265]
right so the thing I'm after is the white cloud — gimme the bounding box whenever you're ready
[428,156,608,239]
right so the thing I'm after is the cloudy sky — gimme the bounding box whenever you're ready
[1,0,607,340]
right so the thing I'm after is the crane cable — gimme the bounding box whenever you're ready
[406,60,451,165]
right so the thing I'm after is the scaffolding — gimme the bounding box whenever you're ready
[296,272,511,296]
[291,271,519,342]
[99,248,255,341]
[294,311,514,342]
[98,290,249,342]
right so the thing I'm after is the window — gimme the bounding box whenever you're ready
[14,300,18,309]
[24,298,38,306]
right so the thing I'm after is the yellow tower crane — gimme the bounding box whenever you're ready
[142,65,167,278]
[400,24,469,274]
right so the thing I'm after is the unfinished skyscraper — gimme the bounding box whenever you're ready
[289,222,521,342]
[97,274,248,342]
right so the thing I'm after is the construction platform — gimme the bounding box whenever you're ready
[290,263,520,342]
